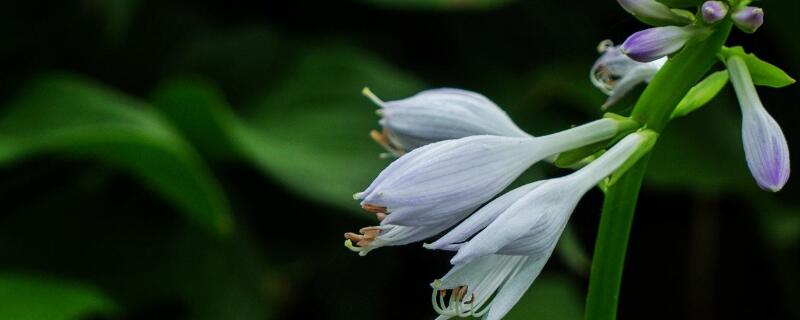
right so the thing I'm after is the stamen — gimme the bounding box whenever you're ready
[362,87,385,107]
[361,203,388,214]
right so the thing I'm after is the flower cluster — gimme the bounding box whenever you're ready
[344,1,790,318]
[344,84,654,318]
[618,0,764,63]
[603,0,789,192]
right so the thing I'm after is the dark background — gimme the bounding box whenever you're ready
[0,1,798,319]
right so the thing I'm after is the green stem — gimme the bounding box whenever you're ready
[584,21,733,320]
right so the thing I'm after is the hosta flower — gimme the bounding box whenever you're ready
[356,118,620,228]
[616,0,694,26]
[621,25,706,62]
[430,254,546,320]
[440,131,654,264]
[727,56,790,191]
[591,40,665,109]
[363,88,529,156]
[426,132,655,319]
[732,6,764,34]
[701,1,728,24]
[344,118,626,254]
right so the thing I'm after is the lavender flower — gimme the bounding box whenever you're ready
[727,56,790,191]
[344,118,626,254]
[621,25,706,62]
[426,132,655,319]
[591,40,665,109]
[701,1,728,24]
[363,88,528,156]
[732,6,764,34]
[438,131,655,264]
[617,0,694,26]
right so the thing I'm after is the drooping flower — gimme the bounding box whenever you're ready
[727,56,790,192]
[344,118,628,255]
[621,25,706,62]
[701,1,728,24]
[430,254,546,320]
[427,131,656,320]
[591,40,666,109]
[616,0,694,26]
[732,6,764,34]
[363,88,529,156]
[356,118,621,228]
[441,131,655,264]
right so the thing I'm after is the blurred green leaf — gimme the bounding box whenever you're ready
[672,70,729,119]
[720,46,796,88]
[0,74,232,233]
[360,0,514,10]
[156,46,423,213]
[170,225,275,320]
[0,273,117,320]
[504,274,583,320]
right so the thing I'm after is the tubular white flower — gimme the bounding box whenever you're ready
[356,118,621,229]
[727,56,790,192]
[591,40,666,110]
[444,132,652,265]
[430,254,546,320]
[363,88,529,156]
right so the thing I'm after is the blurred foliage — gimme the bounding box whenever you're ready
[0,0,798,319]
[0,273,117,320]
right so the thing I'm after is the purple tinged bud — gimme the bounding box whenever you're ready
[728,56,790,192]
[701,1,728,24]
[620,26,702,63]
[617,0,694,26]
[732,7,764,34]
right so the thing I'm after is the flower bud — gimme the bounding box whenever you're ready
[617,0,694,26]
[621,26,705,62]
[732,7,764,34]
[701,1,728,24]
[727,56,790,192]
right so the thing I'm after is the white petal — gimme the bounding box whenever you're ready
[484,257,548,320]
[425,181,545,251]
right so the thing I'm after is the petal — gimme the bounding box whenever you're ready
[602,64,660,109]
[425,181,545,251]
[484,257,548,320]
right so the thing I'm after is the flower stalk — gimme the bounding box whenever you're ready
[585,20,734,320]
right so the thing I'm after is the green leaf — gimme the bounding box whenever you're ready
[0,74,232,234]
[671,71,729,119]
[720,46,796,88]
[0,273,117,320]
[505,274,583,320]
[359,0,514,10]
[235,46,424,212]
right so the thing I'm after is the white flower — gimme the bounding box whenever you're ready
[441,131,653,264]
[344,118,625,254]
[727,56,790,192]
[591,40,665,110]
[363,88,529,156]
[425,131,655,319]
